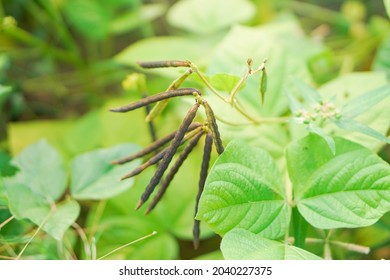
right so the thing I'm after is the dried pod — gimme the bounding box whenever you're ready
[202,100,224,155]
[110,88,201,113]
[120,149,166,180]
[120,125,204,180]
[113,122,202,165]
[193,131,213,249]
[136,102,201,209]
[137,60,191,69]
[145,130,204,214]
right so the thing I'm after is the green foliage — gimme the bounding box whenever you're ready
[64,0,112,41]
[221,229,322,260]
[167,0,255,35]
[287,134,390,228]
[6,140,67,201]
[70,144,140,200]
[1,0,390,261]
[2,139,139,245]
[198,134,390,259]
[385,0,390,18]
[4,140,79,240]
[197,140,290,239]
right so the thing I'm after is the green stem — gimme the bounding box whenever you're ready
[190,60,274,125]
[191,65,226,101]
[228,59,267,104]
[292,207,308,249]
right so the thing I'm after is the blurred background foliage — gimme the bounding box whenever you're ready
[0,0,389,260]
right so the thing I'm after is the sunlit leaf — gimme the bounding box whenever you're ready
[207,15,323,117]
[9,139,67,201]
[197,140,290,239]
[5,182,79,240]
[109,3,167,35]
[287,134,390,229]
[63,110,102,156]
[385,0,390,18]
[341,84,390,119]
[70,144,140,200]
[285,88,304,113]
[335,118,390,144]
[292,79,322,106]
[221,229,322,260]
[8,120,72,157]
[318,72,390,150]
[307,125,336,155]
[210,73,242,93]
[167,0,255,35]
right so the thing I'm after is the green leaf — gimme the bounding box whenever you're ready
[109,3,167,35]
[307,49,337,84]
[385,0,390,18]
[292,79,322,106]
[206,15,324,117]
[373,36,390,78]
[335,118,390,144]
[70,144,140,200]
[197,140,290,239]
[167,0,255,35]
[63,110,102,156]
[341,84,390,119]
[318,72,390,150]
[9,139,67,201]
[287,134,390,229]
[285,88,304,113]
[64,0,111,40]
[221,229,322,260]
[307,124,336,155]
[5,182,79,240]
[39,199,80,241]
[210,73,242,93]
[8,120,73,157]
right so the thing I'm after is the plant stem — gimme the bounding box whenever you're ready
[97,231,157,260]
[292,208,308,249]
[72,223,92,260]
[0,215,14,230]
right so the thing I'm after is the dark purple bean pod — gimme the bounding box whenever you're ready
[145,130,204,215]
[113,122,202,165]
[136,102,200,210]
[193,131,213,249]
[202,100,224,155]
[137,60,191,69]
[109,88,201,113]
